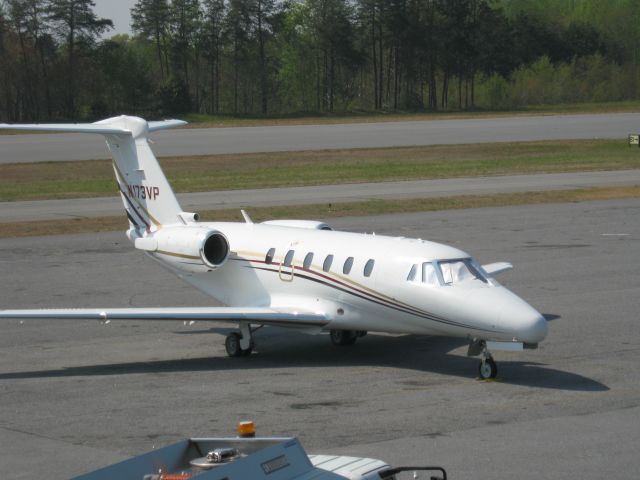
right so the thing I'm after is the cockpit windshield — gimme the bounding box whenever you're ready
[437,259,487,285]
[407,258,489,286]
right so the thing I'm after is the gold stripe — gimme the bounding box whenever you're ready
[112,161,163,228]
[156,250,200,260]
[235,250,404,305]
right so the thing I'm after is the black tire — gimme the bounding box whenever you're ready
[225,332,242,357]
[478,357,498,379]
[330,329,357,346]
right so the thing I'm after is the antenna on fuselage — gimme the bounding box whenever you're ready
[241,209,253,224]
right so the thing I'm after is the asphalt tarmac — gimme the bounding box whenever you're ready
[0,199,638,479]
[1,112,639,164]
[3,170,639,223]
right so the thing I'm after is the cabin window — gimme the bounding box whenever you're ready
[422,262,439,286]
[265,248,276,264]
[323,254,334,272]
[303,252,314,269]
[407,264,417,281]
[284,250,295,267]
[364,259,375,277]
[343,257,354,274]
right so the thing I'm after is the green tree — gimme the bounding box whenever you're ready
[92,35,154,115]
[131,0,171,81]
[168,0,200,93]
[7,0,39,119]
[252,0,278,114]
[201,0,225,113]
[0,1,11,120]
[277,1,317,111]
[224,0,252,113]
[47,0,113,118]
[306,0,359,112]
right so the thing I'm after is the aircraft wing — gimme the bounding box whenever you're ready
[0,307,329,329]
[482,262,513,276]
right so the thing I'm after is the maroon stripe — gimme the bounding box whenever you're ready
[236,257,444,323]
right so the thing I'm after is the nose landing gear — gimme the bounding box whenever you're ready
[479,354,498,380]
[469,339,498,380]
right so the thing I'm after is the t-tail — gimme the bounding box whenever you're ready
[0,115,186,232]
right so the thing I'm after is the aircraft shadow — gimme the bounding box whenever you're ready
[0,332,607,392]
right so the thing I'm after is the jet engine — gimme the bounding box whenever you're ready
[132,226,230,272]
[199,230,230,268]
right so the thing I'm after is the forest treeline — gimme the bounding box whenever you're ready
[1,0,640,121]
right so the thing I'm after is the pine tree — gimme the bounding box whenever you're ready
[47,0,112,118]
[131,0,171,81]
[168,0,201,107]
[201,0,225,113]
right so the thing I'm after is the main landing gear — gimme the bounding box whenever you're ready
[330,329,367,346]
[469,339,498,380]
[225,326,368,356]
[225,322,255,357]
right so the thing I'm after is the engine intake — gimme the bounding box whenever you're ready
[201,231,230,268]
[134,226,230,272]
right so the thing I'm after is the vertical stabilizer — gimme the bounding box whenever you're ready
[0,115,187,231]
[97,116,183,230]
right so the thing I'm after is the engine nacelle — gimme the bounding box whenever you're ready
[199,230,230,268]
[132,226,230,271]
[261,220,332,231]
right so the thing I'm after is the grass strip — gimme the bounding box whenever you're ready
[1,139,639,202]
[182,100,640,128]
[1,186,637,239]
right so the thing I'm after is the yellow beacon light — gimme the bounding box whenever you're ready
[238,421,256,438]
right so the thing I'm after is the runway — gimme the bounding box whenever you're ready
[1,199,638,479]
[2,170,638,223]
[1,112,638,163]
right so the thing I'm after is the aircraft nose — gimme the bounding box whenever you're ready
[519,310,548,344]
[498,292,548,344]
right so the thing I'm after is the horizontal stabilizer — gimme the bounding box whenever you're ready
[0,118,187,136]
[148,119,188,132]
[0,307,329,328]
[0,123,131,135]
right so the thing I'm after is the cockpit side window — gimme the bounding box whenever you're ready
[407,264,417,281]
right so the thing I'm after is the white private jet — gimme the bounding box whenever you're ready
[0,116,548,379]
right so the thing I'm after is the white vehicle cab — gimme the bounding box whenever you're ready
[0,116,548,379]
[71,422,447,480]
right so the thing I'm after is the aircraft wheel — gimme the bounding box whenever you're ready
[225,332,243,357]
[330,329,357,346]
[478,357,498,380]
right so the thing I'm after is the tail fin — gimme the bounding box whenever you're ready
[0,115,186,231]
